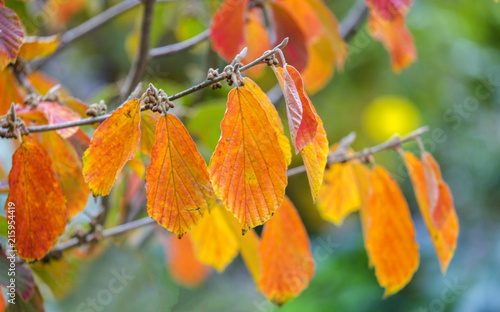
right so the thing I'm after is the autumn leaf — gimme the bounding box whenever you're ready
[162,233,211,288]
[268,2,309,72]
[0,250,35,301]
[210,0,249,62]
[5,136,66,261]
[42,131,89,219]
[27,71,71,98]
[351,161,373,267]
[243,77,291,165]
[208,87,288,233]
[241,8,272,77]
[0,67,24,115]
[190,201,239,272]
[403,151,458,273]
[0,5,24,69]
[64,97,90,119]
[146,114,215,238]
[259,196,314,305]
[83,99,141,196]
[366,165,419,297]
[276,0,347,93]
[18,35,59,61]
[367,0,416,72]
[38,102,81,138]
[274,65,319,153]
[139,110,159,156]
[317,149,361,225]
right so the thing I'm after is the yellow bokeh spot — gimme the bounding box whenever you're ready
[362,95,421,141]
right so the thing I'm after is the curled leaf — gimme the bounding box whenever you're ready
[366,165,419,297]
[146,114,215,238]
[82,99,141,196]
[5,137,66,261]
[0,6,24,69]
[259,196,314,305]
[208,88,288,233]
[403,151,458,273]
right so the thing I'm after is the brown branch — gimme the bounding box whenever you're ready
[120,0,156,100]
[29,0,143,72]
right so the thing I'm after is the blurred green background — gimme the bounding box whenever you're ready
[1,0,500,311]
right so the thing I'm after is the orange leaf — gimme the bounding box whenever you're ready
[317,153,360,225]
[63,97,90,119]
[423,153,454,229]
[210,0,249,62]
[18,35,59,61]
[0,67,24,115]
[366,165,419,297]
[275,65,319,153]
[367,0,416,72]
[27,71,71,98]
[163,233,211,288]
[243,77,291,165]
[5,136,66,261]
[190,201,239,272]
[0,6,24,69]
[146,114,215,238]
[67,128,90,159]
[208,88,288,233]
[0,286,3,311]
[38,102,81,138]
[351,161,373,266]
[268,2,308,72]
[403,151,458,273]
[139,110,159,156]
[242,8,272,77]
[301,118,328,201]
[368,0,410,21]
[258,196,314,305]
[41,131,89,219]
[82,99,141,196]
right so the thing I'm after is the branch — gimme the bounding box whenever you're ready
[120,0,156,100]
[340,0,369,41]
[30,0,143,72]
[42,126,429,258]
[286,126,430,177]
[149,29,210,59]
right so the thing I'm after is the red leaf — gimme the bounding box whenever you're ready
[0,6,24,69]
[0,68,24,115]
[268,2,308,72]
[146,114,215,238]
[275,65,319,153]
[38,102,81,138]
[210,0,249,62]
[5,136,66,261]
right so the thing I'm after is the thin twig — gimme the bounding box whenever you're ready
[286,126,430,177]
[43,126,429,257]
[120,0,156,100]
[340,0,369,41]
[30,0,143,72]
[149,30,210,59]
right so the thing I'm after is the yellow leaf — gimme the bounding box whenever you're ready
[190,201,240,272]
[18,36,59,61]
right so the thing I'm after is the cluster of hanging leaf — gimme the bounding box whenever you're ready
[0,0,460,308]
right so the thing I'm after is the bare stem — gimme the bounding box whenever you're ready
[30,0,143,72]
[120,0,156,100]
[149,30,210,59]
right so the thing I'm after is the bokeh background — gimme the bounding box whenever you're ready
[1,0,499,311]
